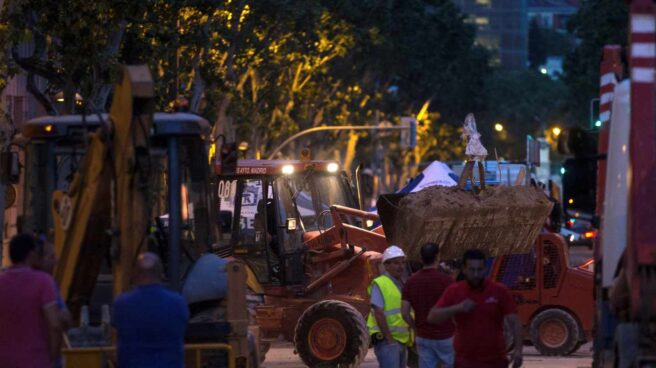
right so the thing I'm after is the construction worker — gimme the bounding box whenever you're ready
[367,245,411,368]
[33,235,73,331]
[33,235,72,368]
[402,242,455,368]
[428,249,523,368]
[0,234,62,368]
[113,252,189,368]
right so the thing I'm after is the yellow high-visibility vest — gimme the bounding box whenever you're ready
[366,274,411,345]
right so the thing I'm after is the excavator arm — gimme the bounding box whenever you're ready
[52,66,154,316]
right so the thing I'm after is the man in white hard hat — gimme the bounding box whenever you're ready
[366,245,411,368]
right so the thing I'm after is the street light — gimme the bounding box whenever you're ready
[552,127,562,137]
[494,123,504,132]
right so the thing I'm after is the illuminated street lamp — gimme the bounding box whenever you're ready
[494,123,504,132]
[552,127,562,137]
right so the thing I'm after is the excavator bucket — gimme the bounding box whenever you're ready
[377,185,553,261]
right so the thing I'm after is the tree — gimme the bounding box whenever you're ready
[0,0,490,187]
[325,0,489,191]
[562,0,628,125]
[0,0,154,114]
[333,0,489,122]
[480,70,569,160]
[528,18,574,70]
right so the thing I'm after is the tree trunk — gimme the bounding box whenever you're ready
[89,21,126,112]
[61,83,76,115]
[342,132,359,175]
[189,54,206,114]
[26,73,57,115]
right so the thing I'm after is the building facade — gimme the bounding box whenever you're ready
[453,0,529,69]
[528,0,579,32]
[528,0,579,77]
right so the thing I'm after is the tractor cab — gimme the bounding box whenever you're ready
[213,159,359,286]
[21,113,214,280]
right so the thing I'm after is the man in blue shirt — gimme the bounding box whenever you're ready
[113,252,189,368]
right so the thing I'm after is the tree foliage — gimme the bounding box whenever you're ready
[480,70,569,160]
[0,0,488,182]
[562,0,628,125]
[528,18,575,70]
[0,0,152,113]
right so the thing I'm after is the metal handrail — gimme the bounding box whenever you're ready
[61,342,235,368]
[187,343,235,368]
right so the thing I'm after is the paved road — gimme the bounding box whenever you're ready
[263,342,593,368]
[569,245,593,267]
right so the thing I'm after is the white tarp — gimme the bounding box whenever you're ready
[398,161,457,193]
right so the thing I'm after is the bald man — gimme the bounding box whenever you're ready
[113,253,189,368]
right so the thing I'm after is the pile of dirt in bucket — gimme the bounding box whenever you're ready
[377,185,553,261]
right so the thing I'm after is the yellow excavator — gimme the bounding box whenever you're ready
[22,65,252,367]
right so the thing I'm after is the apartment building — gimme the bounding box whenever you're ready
[452,0,529,69]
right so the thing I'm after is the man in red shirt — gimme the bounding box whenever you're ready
[0,234,62,368]
[428,249,523,368]
[402,242,455,368]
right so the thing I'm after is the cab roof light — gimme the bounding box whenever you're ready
[282,164,295,175]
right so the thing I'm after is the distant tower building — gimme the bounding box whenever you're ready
[528,0,579,32]
[527,0,579,77]
[452,0,529,69]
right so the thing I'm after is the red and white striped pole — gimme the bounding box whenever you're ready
[598,46,622,128]
[627,0,656,320]
[594,45,623,262]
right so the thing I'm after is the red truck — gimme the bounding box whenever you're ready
[590,1,656,366]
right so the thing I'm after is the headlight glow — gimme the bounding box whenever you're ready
[282,165,295,175]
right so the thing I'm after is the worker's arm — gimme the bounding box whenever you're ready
[43,303,63,362]
[401,300,416,331]
[59,307,73,331]
[54,290,73,330]
[427,299,475,324]
[506,313,523,368]
[372,305,394,343]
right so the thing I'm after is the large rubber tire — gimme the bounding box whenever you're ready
[529,309,580,356]
[294,300,369,367]
[567,341,582,355]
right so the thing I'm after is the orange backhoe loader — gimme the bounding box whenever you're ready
[211,156,593,366]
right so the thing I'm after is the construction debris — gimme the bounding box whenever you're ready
[377,185,553,260]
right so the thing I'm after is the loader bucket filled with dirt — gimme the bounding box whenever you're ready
[377,185,553,261]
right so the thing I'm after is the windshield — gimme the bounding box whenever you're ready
[277,172,356,231]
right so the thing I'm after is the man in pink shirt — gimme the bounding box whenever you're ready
[0,234,62,368]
